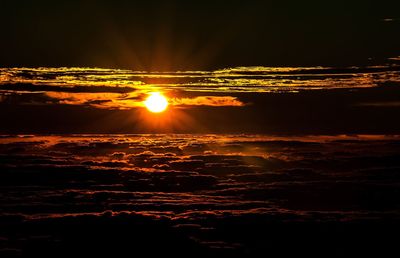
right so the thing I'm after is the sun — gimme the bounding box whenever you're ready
[144,92,169,113]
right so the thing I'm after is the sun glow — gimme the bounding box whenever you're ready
[144,92,169,113]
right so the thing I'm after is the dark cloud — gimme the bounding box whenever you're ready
[356,101,400,107]
[1,135,400,256]
[2,81,400,134]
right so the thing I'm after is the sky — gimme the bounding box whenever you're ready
[1,0,400,70]
[0,1,399,135]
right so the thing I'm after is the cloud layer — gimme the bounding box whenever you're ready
[1,134,400,256]
[1,66,399,110]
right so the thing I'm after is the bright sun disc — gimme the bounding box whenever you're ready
[144,92,169,113]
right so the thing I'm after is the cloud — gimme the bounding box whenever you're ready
[171,96,245,107]
[42,92,246,110]
[388,56,400,61]
[356,101,400,107]
[383,18,398,22]
[2,66,400,97]
[45,92,144,110]
[110,152,127,160]
[1,134,400,256]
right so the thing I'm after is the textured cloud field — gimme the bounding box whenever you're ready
[1,66,400,110]
[2,66,400,135]
[1,134,400,256]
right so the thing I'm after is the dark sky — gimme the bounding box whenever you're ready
[1,0,400,70]
[1,1,400,135]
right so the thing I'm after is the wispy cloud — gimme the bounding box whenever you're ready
[1,66,399,110]
[44,92,245,110]
[389,56,400,61]
[356,101,400,107]
[171,96,245,107]
[383,18,398,22]
[2,66,400,94]
[45,92,143,110]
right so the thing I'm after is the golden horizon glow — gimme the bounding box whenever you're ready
[144,92,169,113]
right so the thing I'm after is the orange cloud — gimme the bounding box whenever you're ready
[171,96,245,107]
[45,92,143,110]
[45,92,245,110]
